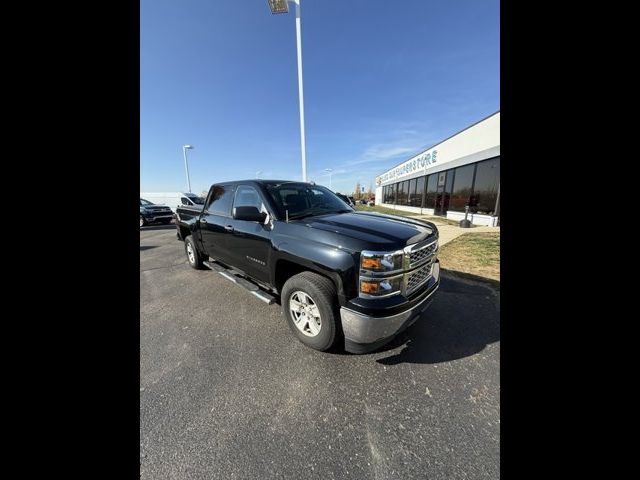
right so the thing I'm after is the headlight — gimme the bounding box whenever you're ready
[359,275,403,297]
[360,251,404,273]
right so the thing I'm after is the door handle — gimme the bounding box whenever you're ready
[224,225,234,232]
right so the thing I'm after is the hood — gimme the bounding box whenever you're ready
[293,211,436,251]
[142,205,172,210]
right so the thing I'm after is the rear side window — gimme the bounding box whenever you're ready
[206,185,235,216]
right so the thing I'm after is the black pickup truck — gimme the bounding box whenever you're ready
[175,180,440,354]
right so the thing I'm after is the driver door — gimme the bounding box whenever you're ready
[227,185,272,283]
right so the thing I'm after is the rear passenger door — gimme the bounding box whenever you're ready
[199,184,235,263]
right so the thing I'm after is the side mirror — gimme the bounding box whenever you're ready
[234,206,267,222]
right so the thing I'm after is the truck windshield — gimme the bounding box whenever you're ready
[188,196,205,205]
[140,198,153,206]
[265,183,354,220]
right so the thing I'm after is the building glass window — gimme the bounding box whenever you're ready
[471,157,500,215]
[449,164,475,212]
[404,180,411,205]
[395,181,405,205]
[386,183,396,204]
[408,178,417,206]
[424,174,438,209]
[414,176,425,207]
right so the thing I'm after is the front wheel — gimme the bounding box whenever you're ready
[184,235,205,269]
[281,271,340,352]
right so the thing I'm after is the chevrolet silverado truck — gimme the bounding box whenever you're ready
[175,180,440,354]
[140,198,174,227]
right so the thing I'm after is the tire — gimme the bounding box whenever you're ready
[140,216,147,227]
[184,235,205,270]
[281,271,340,352]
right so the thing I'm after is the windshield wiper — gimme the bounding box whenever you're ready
[289,208,352,220]
[288,211,318,220]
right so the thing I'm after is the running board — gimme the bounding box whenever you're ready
[203,261,276,305]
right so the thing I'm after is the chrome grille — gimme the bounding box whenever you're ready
[407,241,438,268]
[405,259,434,295]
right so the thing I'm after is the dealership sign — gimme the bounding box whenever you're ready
[376,149,438,185]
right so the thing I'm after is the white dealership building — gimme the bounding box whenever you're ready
[375,111,500,226]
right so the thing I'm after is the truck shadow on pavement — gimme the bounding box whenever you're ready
[375,274,500,365]
[139,246,158,251]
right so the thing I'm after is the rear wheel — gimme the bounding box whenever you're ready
[281,271,340,352]
[184,235,204,269]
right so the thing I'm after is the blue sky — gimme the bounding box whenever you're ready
[141,0,499,196]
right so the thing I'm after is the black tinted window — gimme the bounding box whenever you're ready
[206,185,234,216]
[424,174,438,208]
[181,197,191,205]
[471,157,500,214]
[449,164,475,212]
[414,176,425,207]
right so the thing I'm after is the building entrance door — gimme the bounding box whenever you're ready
[434,170,452,216]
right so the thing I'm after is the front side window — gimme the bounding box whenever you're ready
[180,197,192,205]
[233,185,264,213]
[206,185,235,216]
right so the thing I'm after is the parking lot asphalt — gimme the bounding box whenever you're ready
[140,225,500,480]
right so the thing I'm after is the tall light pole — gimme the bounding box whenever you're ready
[324,168,333,190]
[182,145,194,192]
[268,0,308,182]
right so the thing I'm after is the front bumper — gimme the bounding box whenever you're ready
[340,261,440,354]
[143,213,173,223]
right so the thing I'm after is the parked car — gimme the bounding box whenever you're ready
[140,198,174,227]
[139,192,205,213]
[175,180,440,354]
